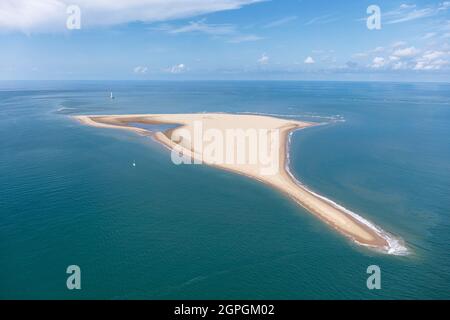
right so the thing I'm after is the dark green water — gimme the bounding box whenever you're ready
[0,81,449,299]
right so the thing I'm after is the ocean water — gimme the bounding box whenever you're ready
[0,80,449,299]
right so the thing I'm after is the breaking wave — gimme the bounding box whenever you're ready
[285,130,409,256]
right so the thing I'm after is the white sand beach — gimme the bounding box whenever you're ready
[74,113,406,254]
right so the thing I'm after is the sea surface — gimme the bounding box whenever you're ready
[0,80,449,299]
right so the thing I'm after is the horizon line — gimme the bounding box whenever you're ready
[1,79,450,84]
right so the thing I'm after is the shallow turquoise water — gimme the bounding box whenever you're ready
[0,81,449,299]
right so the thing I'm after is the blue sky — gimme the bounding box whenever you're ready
[1,0,450,81]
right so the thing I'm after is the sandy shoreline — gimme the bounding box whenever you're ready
[73,113,407,255]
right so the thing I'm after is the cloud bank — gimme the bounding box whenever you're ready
[0,0,262,32]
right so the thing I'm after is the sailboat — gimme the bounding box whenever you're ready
[110,91,115,99]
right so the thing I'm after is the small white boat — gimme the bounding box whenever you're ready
[132,160,136,167]
[110,91,115,99]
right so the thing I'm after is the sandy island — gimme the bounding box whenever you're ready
[73,113,407,255]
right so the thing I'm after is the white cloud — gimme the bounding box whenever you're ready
[399,4,416,10]
[370,57,386,68]
[371,48,449,71]
[152,18,263,45]
[305,13,339,26]
[438,1,450,11]
[414,59,449,70]
[133,65,148,74]
[384,2,450,25]
[422,50,446,60]
[304,56,315,64]
[392,46,419,57]
[385,7,434,24]
[228,34,263,43]
[257,53,269,65]
[351,41,450,72]
[372,46,385,53]
[264,16,297,28]
[0,0,262,32]
[422,32,436,39]
[391,41,407,48]
[167,63,186,74]
[414,50,450,70]
[352,46,385,59]
[156,19,235,35]
[352,52,368,58]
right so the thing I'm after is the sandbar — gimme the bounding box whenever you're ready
[73,113,407,255]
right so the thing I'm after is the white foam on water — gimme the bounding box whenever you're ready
[236,111,345,122]
[285,130,409,256]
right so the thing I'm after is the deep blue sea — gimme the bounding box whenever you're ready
[0,81,449,299]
